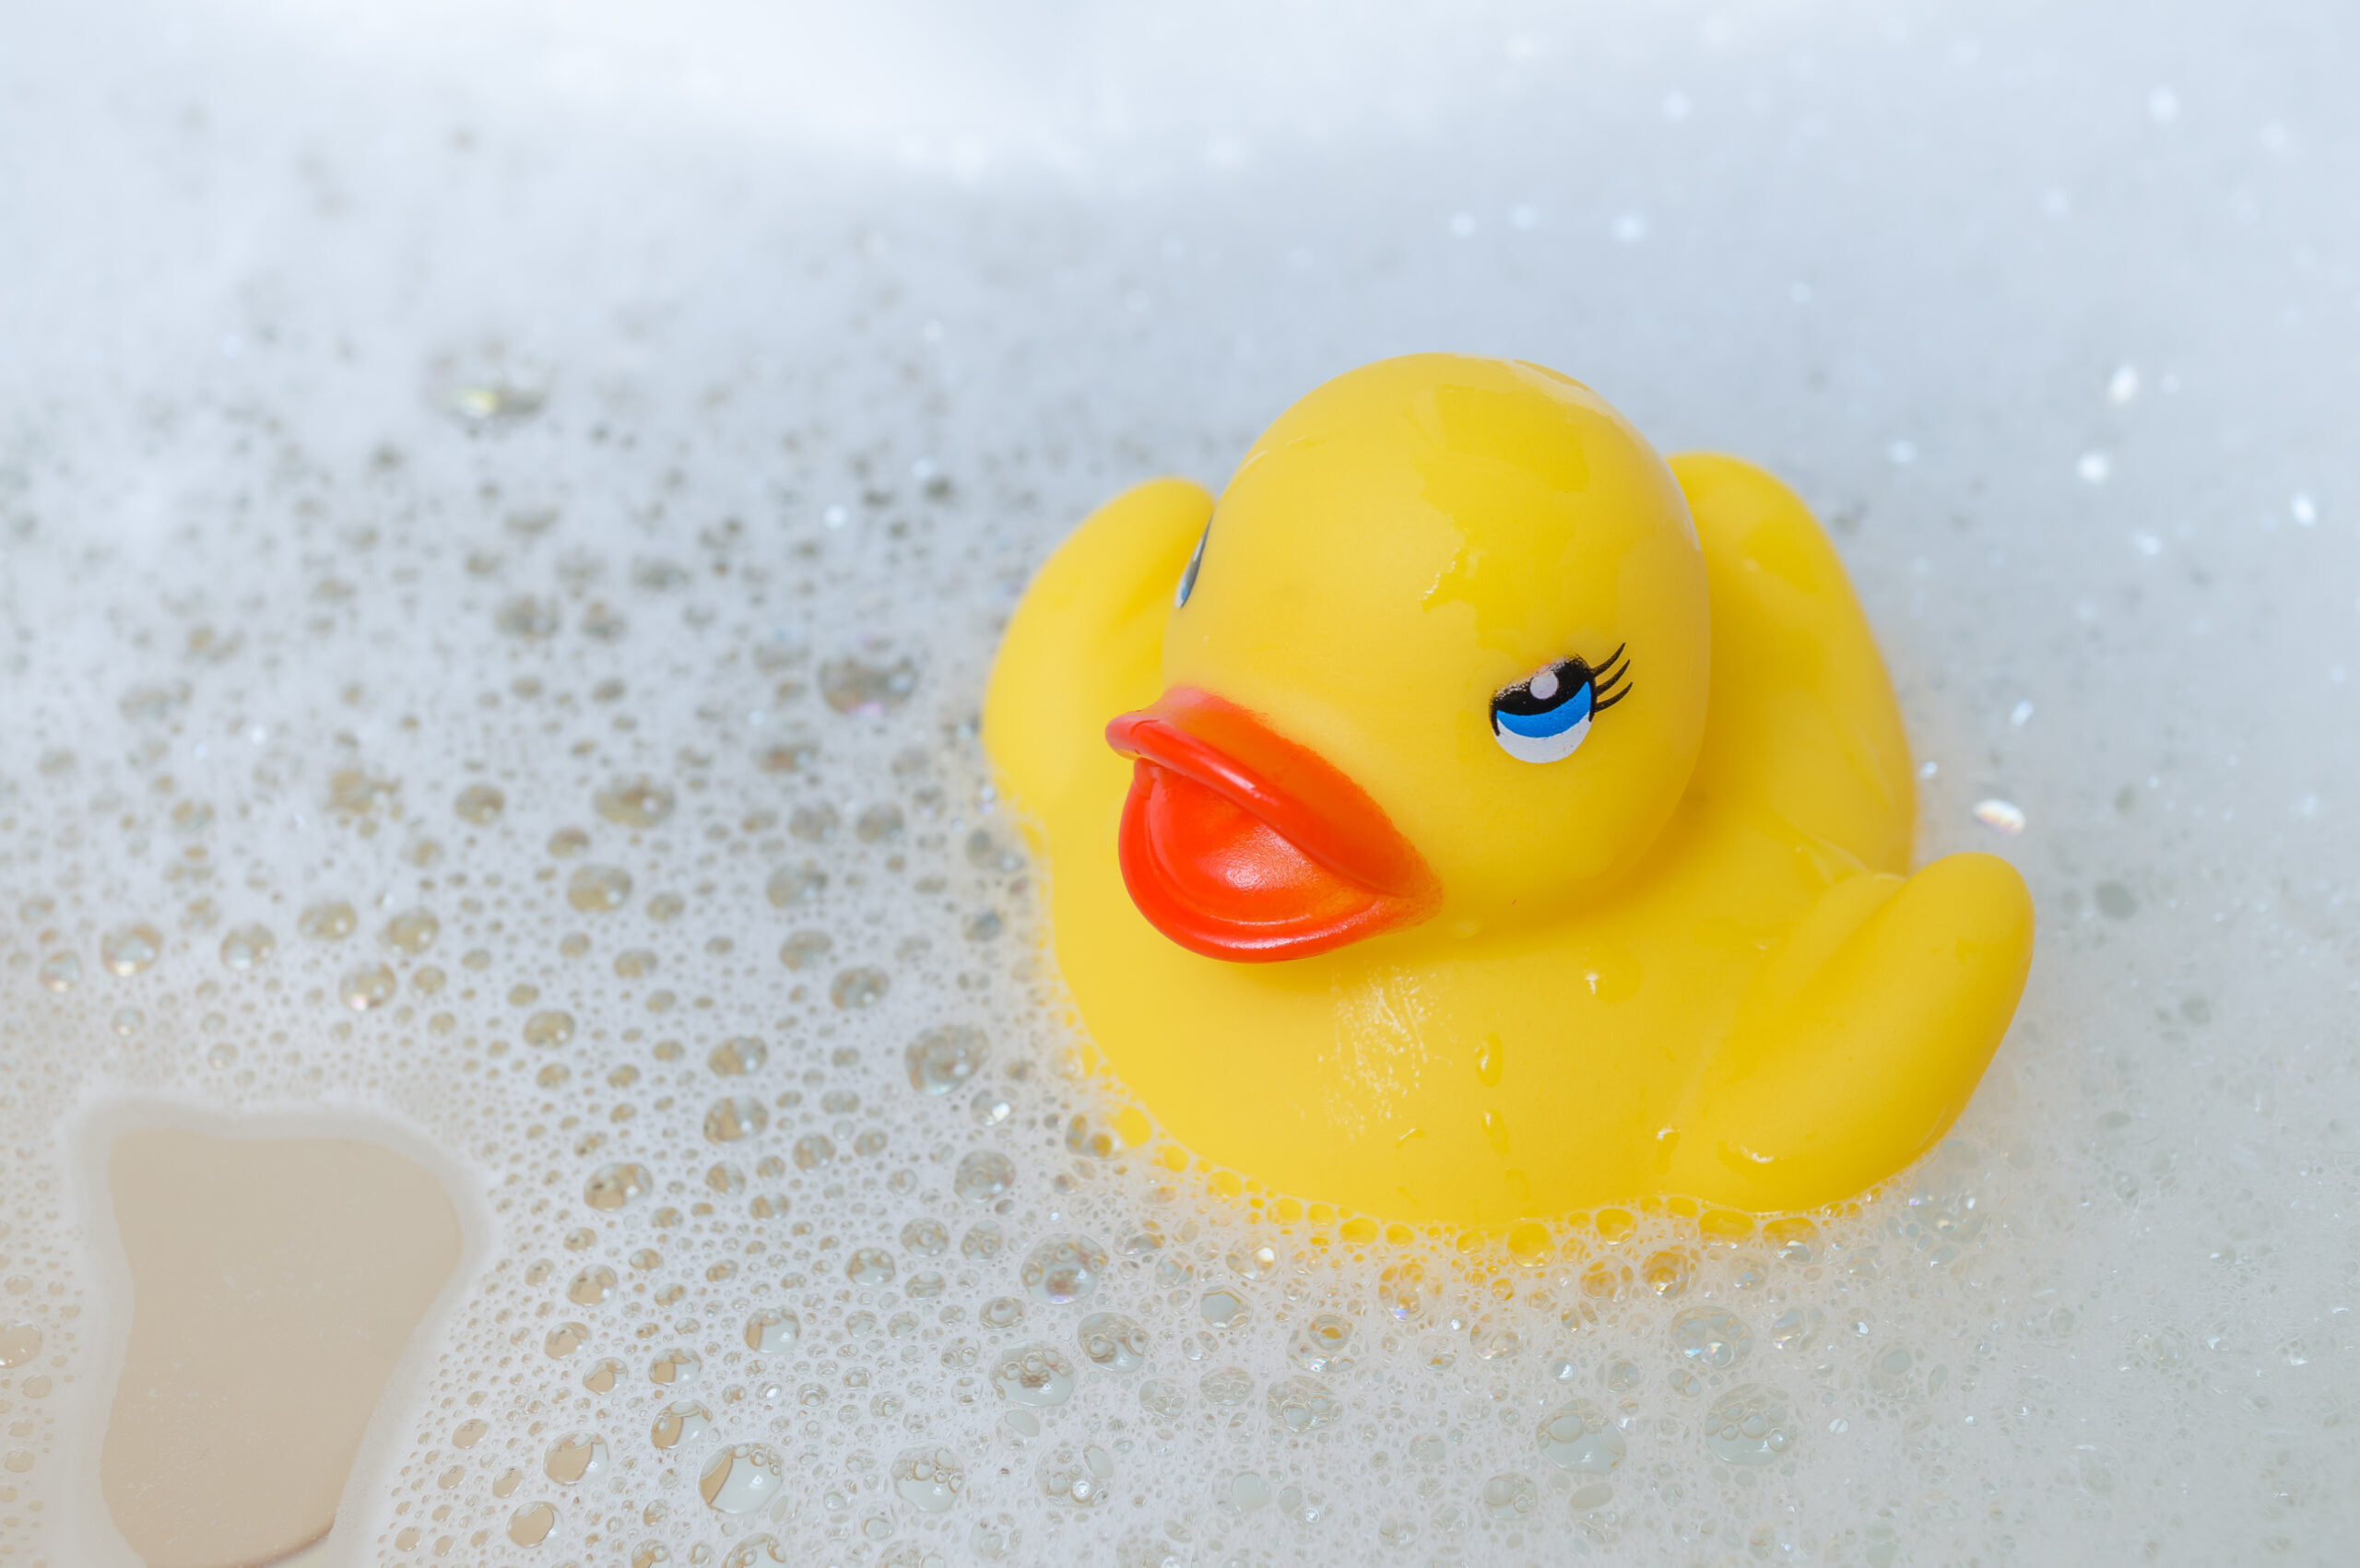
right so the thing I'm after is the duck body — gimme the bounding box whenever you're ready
[985,355,2032,1227]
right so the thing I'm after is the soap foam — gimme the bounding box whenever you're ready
[1,1,2356,1563]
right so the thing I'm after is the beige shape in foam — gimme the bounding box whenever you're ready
[100,1127,463,1568]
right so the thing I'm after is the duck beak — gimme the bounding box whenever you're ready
[1103,688,1440,961]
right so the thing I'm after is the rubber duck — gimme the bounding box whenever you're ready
[984,354,2033,1226]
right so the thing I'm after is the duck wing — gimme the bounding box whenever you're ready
[1668,454,1915,876]
[984,477,1215,822]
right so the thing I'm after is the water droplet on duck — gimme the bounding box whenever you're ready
[1474,1032,1504,1087]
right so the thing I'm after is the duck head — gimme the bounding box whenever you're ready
[1107,354,1710,961]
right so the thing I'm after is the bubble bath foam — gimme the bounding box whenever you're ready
[1,1,2355,1563]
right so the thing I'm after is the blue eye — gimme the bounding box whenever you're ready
[1174,525,1209,607]
[1490,645,1629,764]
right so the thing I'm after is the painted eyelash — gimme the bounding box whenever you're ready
[1588,643,1633,713]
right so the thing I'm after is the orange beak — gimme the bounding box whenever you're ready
[1103,689,1440,961]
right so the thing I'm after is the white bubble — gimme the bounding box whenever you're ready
[1020,1234,1107,1303]
[698,1443,783,1513]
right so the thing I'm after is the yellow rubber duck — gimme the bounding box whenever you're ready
[985,354,2033,1227]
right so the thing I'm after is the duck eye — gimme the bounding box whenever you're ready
[1174,525,1210,608]
[1490,645,1629,764]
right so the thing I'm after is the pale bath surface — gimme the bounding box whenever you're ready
[98,1127,465,1568]
[0,1,2355,1565]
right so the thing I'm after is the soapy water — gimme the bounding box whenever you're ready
[3,0,2358,1562]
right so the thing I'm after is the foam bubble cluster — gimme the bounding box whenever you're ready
[1,2,2356,1564]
